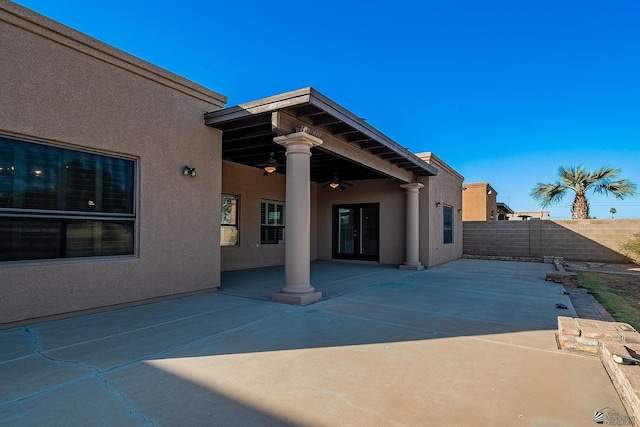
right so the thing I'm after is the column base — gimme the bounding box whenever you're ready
[271,291,323,306]
[399,264,424,271]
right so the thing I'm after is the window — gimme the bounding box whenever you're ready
[0,136,135,261]
[260,199,285,244]
[443,205,453,244]
[221,194,238,246]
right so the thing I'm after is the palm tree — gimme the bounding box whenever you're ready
[531,165,636,219]
[610,207,617,218]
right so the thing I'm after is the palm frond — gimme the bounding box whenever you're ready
[532,164,637,213]
[560,165,590,192]
[531,182,566,207]
[596,179,638,199]
[590,165,621,182]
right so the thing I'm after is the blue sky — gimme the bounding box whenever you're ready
[14,0,640,219]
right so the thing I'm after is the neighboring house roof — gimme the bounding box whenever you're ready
[497,202,514,214]
[204,87,438,183]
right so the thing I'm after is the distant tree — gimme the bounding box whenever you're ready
[610,207,617,218]
[531,165,637,219]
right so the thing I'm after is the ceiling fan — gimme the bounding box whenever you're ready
[323,172,353,190]
[257,152,280,175]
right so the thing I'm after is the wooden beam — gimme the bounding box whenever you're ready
[271,112,414,183]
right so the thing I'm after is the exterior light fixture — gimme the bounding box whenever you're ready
[435,202,442,207]
[323,172,353,190]
[183,166,196,177]
[458,208,462,213]
[258,152,278,175]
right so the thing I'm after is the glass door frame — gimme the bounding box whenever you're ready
[332,203,380,262]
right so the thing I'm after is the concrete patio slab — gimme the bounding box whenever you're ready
[0,259,629,426]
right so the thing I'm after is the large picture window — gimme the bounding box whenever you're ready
[260,199,285,244]
[0,136,136,261]
[221,194,238,246]
[443,205,453,244]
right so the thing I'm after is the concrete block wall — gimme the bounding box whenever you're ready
[463,219,640,263]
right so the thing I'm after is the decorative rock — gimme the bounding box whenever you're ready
[558,318,640,422]
[600,342,640,423]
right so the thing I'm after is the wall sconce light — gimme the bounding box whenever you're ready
[435,202,441,207]
[487,189,492,195]
[458,208,463,213]
[461,187,467,191]
[183,166,196,177]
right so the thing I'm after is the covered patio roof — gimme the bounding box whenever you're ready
[204,87,438,183]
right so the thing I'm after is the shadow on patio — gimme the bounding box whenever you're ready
[0,259,628,425]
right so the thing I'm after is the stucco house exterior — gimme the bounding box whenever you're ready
[496,202,514,220]
[1,2,464,325]
[462,182,498,221]
[508,210,551,220]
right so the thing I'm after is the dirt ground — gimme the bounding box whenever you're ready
[564,261,640,275]
[564,262,640,307]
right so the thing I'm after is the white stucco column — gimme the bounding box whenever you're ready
[271,131,323,305]
[400,182,425,271]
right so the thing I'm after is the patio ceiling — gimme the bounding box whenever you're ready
[204,87,438,183]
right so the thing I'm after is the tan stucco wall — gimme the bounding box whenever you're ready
[462,182,497,221]
[316,178,406,265]
[1,3,226,324]
[417,153,464,267]
[220,160,318,271]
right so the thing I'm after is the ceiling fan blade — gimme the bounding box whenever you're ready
[257,152,279,170]
[339,184,346,190]
[342,181,354,186]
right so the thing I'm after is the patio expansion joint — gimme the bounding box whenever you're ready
[318,301,561,354]
[96,372,157,427]
[14,327,156,425]
[5,300,254,362]
[96,306,300,375]
[319,268,417,287]
[335,296,519,328]
[24,326,98,373]
[3,306,296,420]
[0,328,100,409]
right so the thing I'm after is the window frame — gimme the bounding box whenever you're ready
[260,199,285,244]
[443,205,453,244]
[221,193,239,246]
[0,135,137,262]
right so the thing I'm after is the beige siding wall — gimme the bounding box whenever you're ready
[463,219,640,263]
[418,154,464,267]
[316,179,405,265]
[220,160,318,271]
[1,3,226,324]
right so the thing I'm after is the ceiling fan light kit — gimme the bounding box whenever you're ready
[322,172,353,190]
[257,152,280,175]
